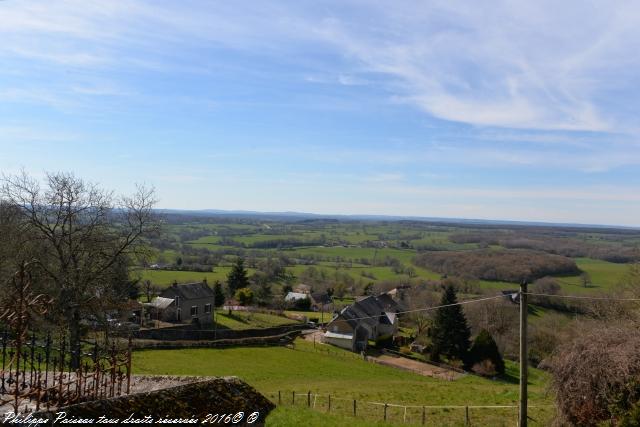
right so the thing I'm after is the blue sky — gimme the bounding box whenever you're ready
[1,1,639,226]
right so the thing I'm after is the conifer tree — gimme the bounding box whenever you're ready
[429,284,471,364]
[227,257,249,294]
[213,280,226,308]
[469,329,505,375]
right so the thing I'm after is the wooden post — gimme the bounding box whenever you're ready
[384,403,388,421]
[519,281,528,427]
[307,391,311,407]
[353,399,357,417]
[422,406,426,425]
[278,391,281,405]
[465,406,470,426]
[328,394,331,412]
[292,391,295,405]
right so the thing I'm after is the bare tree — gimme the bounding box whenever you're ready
[143,279,157,303]
[0,171,159,367]
[547,323,640,426]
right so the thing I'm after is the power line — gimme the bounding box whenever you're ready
[332,294,506,323]
[525,292,640,302]
[332,290,640,324]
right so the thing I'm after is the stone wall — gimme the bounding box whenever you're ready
[32,376,274,426]
[132,330,299,350]
[133,323,309,341]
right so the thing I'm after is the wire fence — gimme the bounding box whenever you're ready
[268,390,554,426]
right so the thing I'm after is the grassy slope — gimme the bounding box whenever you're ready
[552,257,630,293]
[133,339,554,426]
[136,267,256,287]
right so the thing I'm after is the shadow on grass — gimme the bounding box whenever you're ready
[495,371,519,384]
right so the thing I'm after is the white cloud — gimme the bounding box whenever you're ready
[2,0,638,133]
[310,1,640,132]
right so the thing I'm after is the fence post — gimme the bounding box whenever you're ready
[292,391,295,405]
[307,391,311,407]
[422,406,426,425]
[353,399,357,417]
[278,391,281,405]
[328,394,331,412]
[465,406,470,426]
[384,403,388,421]
[126,336,132,394]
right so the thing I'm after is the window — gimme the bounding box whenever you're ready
[190,306,198,317]
[204,303,212,314]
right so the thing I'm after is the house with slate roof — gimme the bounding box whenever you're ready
[158,280,216,326]
[324,294,399,352]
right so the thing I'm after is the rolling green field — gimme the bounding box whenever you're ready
[136,256,632,296]
[144,218,638,305]
[136,267,256,287]
[133,339,554,426]
[553,257,631,292]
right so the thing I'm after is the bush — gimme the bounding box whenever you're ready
[292,297,311,311]
[468,329,505,376]
[472,360,497,377]
[620,403,640,427]
[548,324,640,426]
[235,287,254,306]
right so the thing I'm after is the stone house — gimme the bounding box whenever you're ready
[158,281,216,327]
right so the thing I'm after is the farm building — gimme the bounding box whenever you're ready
[156,280,216,326]
[324,294,399,352]
[284,291,309,303]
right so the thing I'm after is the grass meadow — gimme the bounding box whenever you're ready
[133,339,554,426]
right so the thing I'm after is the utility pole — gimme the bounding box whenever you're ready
[519,280,528,427]
[213,283,217,341]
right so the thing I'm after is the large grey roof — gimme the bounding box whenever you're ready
[334,295,397,329]
[375,293,401,312]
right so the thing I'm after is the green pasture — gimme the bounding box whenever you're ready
[551,257,631,293]
[136,267,256,287]
[133,339,554,426]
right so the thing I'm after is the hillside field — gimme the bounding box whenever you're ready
[133,339,554,426]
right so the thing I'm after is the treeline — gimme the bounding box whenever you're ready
[449,232,639,263]
[501,237,638,263]
[249,237,326,249]
[413,249,580,282]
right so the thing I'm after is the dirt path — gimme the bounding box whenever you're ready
[370,355,464,380]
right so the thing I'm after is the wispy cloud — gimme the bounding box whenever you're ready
[2,1,639,133]
[1,1,639,225]
[311,1,640,132]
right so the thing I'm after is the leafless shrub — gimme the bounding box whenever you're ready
[546,323,640,426]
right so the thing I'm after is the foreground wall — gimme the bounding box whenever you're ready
[33,376,274,426]
[133,323,308,341]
